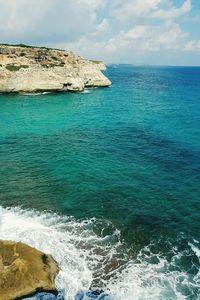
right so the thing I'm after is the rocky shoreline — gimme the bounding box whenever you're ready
[0,240,59,300]
[0,44,111,93]
[0,240,110,300]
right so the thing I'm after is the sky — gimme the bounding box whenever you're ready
[0,0,200,65]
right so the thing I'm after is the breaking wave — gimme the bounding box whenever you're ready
[0,206,199,300]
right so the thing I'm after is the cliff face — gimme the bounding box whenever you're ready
[0,45,111,93]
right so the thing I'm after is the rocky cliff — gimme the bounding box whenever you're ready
[0,44,111,93]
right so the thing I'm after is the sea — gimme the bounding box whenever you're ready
[0,65,199,300]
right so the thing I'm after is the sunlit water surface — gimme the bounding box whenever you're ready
[0,66,200,299]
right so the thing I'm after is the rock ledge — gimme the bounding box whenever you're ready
[0,240,59,300]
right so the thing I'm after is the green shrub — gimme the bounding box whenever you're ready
[6,64,29,71]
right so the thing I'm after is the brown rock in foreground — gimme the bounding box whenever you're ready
[0,240,59,300]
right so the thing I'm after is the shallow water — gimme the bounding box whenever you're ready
[0,66,200,299]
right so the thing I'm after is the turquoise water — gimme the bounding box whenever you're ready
[0,66,200,299]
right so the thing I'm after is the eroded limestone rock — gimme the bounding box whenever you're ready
[0,45,111,93]
[0,240,59,300]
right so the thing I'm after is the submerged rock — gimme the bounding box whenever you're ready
[75,290,111,300]
[0,44,111,93]
[23,290,65,300]
[0,240,59,300]
[24,289,111,300]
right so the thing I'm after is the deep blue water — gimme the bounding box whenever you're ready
[0,66,200,299]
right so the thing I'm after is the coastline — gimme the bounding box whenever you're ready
[0,45,111,94]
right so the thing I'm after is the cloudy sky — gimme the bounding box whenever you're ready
[0,0,200,65]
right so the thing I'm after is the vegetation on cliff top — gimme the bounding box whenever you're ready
[0,43,66,52]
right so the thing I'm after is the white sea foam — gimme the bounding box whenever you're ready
[0,206,199,300]
[21,92,52,96]
[107,245,200,300]
[0,206,121,299]
[80,89,91,94]
[189,241,200,260]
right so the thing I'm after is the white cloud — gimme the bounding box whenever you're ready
[0,0,107,42]
[112,0,192,21]
[185,40,200,51]
[152,0,191,19]
[63,21,186,55]
[91,19,110,36]
[111,0,162,21]
[0,0,199,64]
[77,0,106,10]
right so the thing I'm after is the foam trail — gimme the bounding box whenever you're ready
[21,92,52,95]
[0,206,199,300]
